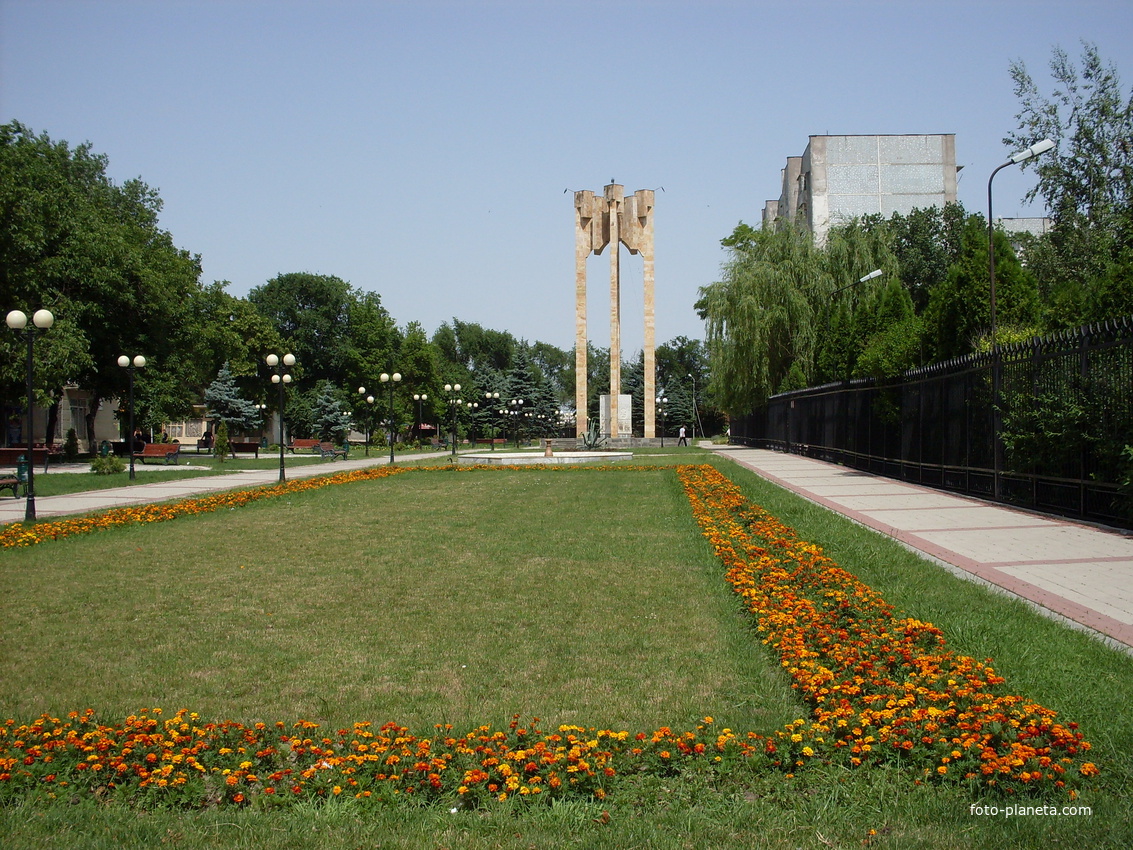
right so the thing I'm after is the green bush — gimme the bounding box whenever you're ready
[89,455,125,475]
[63,428,80,463]
[213,422,230,463]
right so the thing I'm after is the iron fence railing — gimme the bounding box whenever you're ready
[730,316,1133,529]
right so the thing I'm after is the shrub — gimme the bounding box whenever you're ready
[63,428,80,462]
[89,455,125,475]
[213,421,230,463]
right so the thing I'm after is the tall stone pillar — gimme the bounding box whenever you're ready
[606,184,623,437]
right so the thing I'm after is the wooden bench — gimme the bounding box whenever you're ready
[285,439,321,454]
[0,464,27,498]
[195,438,213,453]
[132,443,181,465]
[228,441,260,458]
[317,442,348,460]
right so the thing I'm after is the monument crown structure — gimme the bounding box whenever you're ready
[574,183,655,438]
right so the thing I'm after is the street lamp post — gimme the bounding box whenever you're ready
[509,398,524,447]
[413,393,428,442]
[6,308,53,523]
[987,138,1055,500]
[380,372,401,464]
[266,353,295,482]
[686,374,704,440]
[357,387,375,455]
[444,384,462,456]
[117,354,147,480]
[484,392,499,450]
[988,139,1055,344]
[656,395,668,447]
[466,401,479,445]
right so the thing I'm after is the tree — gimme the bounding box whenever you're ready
[695,222,829,413]
[203,363,261,435]
[1006,42,1132,227]
[527,340,573,406]
[248,272,355,387]
[1,122,205,447]
[922,214,1039,359]
[1006,44,1133,327]
[190,282,287,399]
[311,381,352,443]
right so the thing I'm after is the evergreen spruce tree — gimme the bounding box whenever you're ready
[204,363,261,435]
[312,381,353,443]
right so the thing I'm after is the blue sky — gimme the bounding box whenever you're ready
[3,0,1132,355]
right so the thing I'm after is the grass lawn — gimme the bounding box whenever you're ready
[1,454,1131,848]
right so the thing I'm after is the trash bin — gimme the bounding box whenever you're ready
[99,440,111,458]
[17,455,29,487]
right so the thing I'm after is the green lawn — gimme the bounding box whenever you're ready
[2,456,1131,849]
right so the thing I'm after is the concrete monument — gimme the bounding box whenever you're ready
[573,183,655,438]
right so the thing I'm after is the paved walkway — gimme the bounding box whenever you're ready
[711,447,1133,652]
[0,450,453,526]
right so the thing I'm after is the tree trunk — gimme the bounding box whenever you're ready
[84,393,104,451]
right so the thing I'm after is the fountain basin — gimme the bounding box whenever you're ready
[457,451,632,466]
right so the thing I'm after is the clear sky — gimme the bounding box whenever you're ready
[3,0,1132,356]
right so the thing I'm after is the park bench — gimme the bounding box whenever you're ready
[133,443,182,465]
[228,441,260,458]
[0,464,27,498]
[285,438,321,454]
[195,438,213,453]
[317,442,348,460]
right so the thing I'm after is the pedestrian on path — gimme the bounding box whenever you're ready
[678,425,688,446]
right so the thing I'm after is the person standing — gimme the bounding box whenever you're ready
[678,425,688,446]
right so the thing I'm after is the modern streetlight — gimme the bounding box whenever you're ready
[444,383,462,456]
[266,352,296,482]
[379,372,401,464]
[988,139,1055,345]
[117,354,147,480]
[686,374,704,440]
[6,308,53,523]
[656,395,668,447]
[987,138,1054,500]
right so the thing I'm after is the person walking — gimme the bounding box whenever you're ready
[677,425,688,446]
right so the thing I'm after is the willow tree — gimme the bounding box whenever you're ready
[695,222,831,413]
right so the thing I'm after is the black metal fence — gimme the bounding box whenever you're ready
[730,316,1133,529]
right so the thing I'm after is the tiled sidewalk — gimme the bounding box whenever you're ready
[713,447,1133,652]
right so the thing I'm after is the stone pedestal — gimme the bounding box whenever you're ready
[599,394,632,438]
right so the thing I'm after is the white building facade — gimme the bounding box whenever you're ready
[764,134,960,244]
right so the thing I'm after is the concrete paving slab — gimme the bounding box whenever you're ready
[714,446,1133,651]
[861,505,1050,531]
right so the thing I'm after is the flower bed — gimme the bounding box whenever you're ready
[677,464,1096,796]
[0,463,1098,808]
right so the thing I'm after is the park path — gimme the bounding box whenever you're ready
[711,446,1133,653]
[0,450,445,526]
